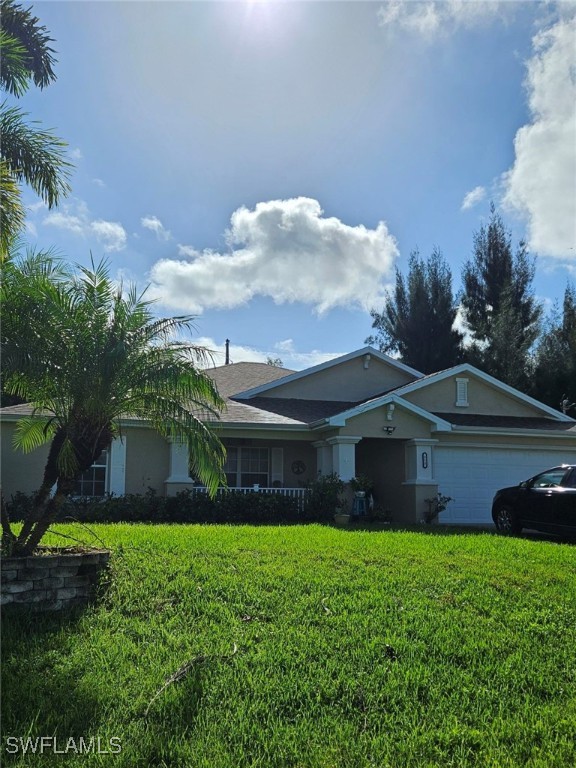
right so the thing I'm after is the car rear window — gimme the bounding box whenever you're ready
[533,469,568,487]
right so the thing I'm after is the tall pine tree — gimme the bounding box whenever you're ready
[533,283,576,413]
[367,248,463,374]
[461,204,541,391]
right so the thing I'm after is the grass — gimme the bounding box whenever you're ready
[2,523,576,767]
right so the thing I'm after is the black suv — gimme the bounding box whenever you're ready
[492,465,576,536]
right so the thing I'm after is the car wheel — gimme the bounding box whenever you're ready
[494,505,522,535]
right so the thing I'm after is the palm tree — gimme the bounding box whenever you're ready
[1,254,226,556]
[0,1,57,95]
[0,0,71,258]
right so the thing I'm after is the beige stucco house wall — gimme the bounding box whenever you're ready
[2,347,575,525]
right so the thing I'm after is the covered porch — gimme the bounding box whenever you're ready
[168,430,440,523]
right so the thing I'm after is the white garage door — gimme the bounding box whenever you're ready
[434,446,576,525]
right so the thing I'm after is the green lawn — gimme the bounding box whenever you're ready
[2,524,575,767]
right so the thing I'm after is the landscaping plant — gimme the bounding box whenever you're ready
[1,253,226,555]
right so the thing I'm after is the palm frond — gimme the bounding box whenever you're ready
[0,159,25,257]
[0,30,29,97]
[13,416,55,452]
[0,102,72,207]
[0,0,57,93]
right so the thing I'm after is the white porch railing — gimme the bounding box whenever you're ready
[191,486,309,510]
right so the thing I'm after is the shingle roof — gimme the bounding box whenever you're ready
[2,362,575,434]
[226,396,357,425]
[0,403,36,416]
[204,362,295,398]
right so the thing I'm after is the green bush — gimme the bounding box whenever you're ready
[4,486,330,526]
[304,472,345,517]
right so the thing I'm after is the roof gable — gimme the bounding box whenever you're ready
[393,364,572,422]
[234,347,423,402]
[320,393,452,431]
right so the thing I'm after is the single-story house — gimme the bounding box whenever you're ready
[1,346,575,525]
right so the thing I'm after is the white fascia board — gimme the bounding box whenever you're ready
[451,426,576,440]
[211,421,309,433]
[318,394,452,432]
[392,363,573,422]
[233,346,424,399]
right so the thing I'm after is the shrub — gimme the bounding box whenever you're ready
[4,487,327,526]
[303,473,345,518]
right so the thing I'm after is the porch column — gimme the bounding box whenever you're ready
[403,439,439,523]
[325,436,361,481]
[405,439,438,484]
[312,440,333,476]
[165,439,194,496]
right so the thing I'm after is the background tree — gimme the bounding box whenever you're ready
[0,0,71,258]
[461,204,541,390]
[1,255,226,556]
[266,357,284,367]
[366,248,463,374]
[532,283,576,413]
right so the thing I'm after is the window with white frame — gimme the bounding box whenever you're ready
[224,447,270,488]
[73,450,108,497]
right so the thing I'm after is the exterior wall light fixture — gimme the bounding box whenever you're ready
[383,426,396,435]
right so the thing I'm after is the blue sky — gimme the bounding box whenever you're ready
[15,0,576,369]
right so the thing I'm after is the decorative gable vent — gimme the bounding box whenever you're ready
[455,377,469,407]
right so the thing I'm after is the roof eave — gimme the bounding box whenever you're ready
[211,421,310,432]
[449,425,576,439]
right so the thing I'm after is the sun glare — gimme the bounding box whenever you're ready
[243,0,285,38]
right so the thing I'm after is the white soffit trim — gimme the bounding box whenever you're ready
[322,395,453,431]
[449,426,576,440]
[391,364,573,422]
[234,346,424,399]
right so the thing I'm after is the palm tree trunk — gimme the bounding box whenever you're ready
[12,431,64,555]
[14,475,58,548]
[18,481,73,555]
[1,493,16,554]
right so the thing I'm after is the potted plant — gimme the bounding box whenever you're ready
[349,475,374,498]
[333,493,351,527]
[423,491,453,524]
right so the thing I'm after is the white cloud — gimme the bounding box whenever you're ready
[177,244,202,259]
[42,200,128,253]
[461,186,486,211]
[150,197,399,314]
[43,211,85,236]
[141,214,171,241]
[377,1,506,38]
[272,338,345,369]
[193,336,344,371]
[90,220,127,252]
[503,15,576,260]
[92,178,106,188]
[27,200,47,214]
[69,147,83,160]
